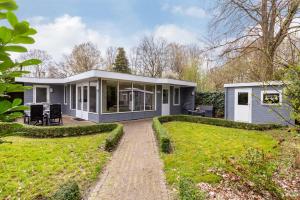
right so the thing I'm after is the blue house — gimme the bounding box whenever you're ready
[224,81,294,126]
[16,70,196,123]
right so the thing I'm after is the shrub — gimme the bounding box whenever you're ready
[19,123,118,138]
[196,92,225,117]
[158,115,282,131]
[50,181,81,200]
[0,122,23,137]
[226,148,283,199]
[104,124,124,151]
[152,117,172,153]
[179,177,206,200]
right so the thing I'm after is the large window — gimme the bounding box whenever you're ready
[133,83,144,111]
[33,85,49,103]
[119,82,132,112]
[71,84,76,109]
[89,82,97,113]
[145,85,155,110]
[102,80,118,113]
[173,87,180,105]
[261,91,281,105]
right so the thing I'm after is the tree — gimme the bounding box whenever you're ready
[135,36,169,78]
[57,42,103,77]
[210,0,300,81]
[112,47,131,74]
[104,46,117,71]
[18,49,53,78]
[0,0,41,124]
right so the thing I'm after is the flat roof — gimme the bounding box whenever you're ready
[224,81,284,88]
[15,70,197,87]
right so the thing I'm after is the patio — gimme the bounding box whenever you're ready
[17,115,95,126]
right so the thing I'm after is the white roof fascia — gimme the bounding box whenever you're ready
[224,81,284,88]
[15,70,197,87]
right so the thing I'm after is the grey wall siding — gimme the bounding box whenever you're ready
[225,85,294,125]
[225,87,235,121]
[251,86,293,125]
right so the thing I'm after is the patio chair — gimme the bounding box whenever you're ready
[197,105,213,117]
[47,104,63,125]
[24,104,45,125]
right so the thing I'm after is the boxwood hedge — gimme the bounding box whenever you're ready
[153,115,283,153]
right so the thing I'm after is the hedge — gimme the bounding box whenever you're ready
[158,115,283,131]
[195,92,224,117]
[0,122,23,137]
[104,124,124,151]
[50,181,81,200]
[152,117,172,153]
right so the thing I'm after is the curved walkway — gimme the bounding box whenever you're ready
[87,119,170,200]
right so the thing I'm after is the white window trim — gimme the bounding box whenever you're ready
[33,85,50,104]
[100,79,157,115]
[261,90,282,106]
[63,85,67,105]
[173,86,180,106]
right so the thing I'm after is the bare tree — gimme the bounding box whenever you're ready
[57,42,103,77]
[18,49,53,78]
[135,36,170,78]
[210,0,300,80]
[104,46,117,71]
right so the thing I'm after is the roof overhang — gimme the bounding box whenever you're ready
[224,81,284,88]
[15,70,197,87]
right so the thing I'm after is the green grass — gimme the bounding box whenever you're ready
[162,122,278,185]
[0,133,110,199]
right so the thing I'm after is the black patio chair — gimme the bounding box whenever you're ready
[47,104,63,125]
[24,104,45,125]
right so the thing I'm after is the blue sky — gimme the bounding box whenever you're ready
[15,0,215,60]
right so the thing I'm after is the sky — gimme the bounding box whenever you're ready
[15,0,215,61]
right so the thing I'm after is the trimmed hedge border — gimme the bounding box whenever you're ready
[0,122,124,152]
[153,115,283,153]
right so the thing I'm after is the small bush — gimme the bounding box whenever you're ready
[158,115,282,131]
[104,124,124,151]
[179,177,206,200]
[0,122,23,137]
[152,117,172,153]
[196,92,225,117]
[226,148,283,199]
[19,123,118,138]
[50,181,81,200]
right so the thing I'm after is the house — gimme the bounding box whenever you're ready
[224,81,294,125]
[15,70,196,123]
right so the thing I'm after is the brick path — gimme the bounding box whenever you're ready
[87,119,170,200]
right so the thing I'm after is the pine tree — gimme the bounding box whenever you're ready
[112,47,131,74]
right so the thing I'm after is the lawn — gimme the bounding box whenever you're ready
[0,133,110,199]
[162,122,278,185]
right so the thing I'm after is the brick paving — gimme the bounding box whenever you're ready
[86,119,170,200]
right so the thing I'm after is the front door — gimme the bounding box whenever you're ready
[234,88,252,123]
[76,83,89,120]
[161,85,170,115]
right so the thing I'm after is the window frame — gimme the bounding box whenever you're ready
[261,90,282,106]
[173,86,180,106]
[33,85,50,104]
[101,79,157,114]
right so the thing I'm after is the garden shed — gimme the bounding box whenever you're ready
[224,81,294,126]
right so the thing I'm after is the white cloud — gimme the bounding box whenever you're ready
[28,14,117,60]
[163,4,207,19]
[153,24,200,45]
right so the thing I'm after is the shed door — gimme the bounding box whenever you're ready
[234,88,252,123]
[161,85,170,115]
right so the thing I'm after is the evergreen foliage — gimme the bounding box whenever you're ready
[112,47,131,74]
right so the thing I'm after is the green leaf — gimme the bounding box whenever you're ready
[0,60,16,71]
[0,27,12,43]
[6,11,18,26]
[20,58,41,66]
[0,12,6,19]
[0,100,12,114]
[11,36,34,44]
[24,28,37,35]
[12,98,22,106]
[10,105,28,112]
[13,21,29,34]
[3,45,27,52]
[0,53,12,62]
[0,1,18,11]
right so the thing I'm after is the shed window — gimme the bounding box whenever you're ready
[262,91,281,105]
[238,92,248,105]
